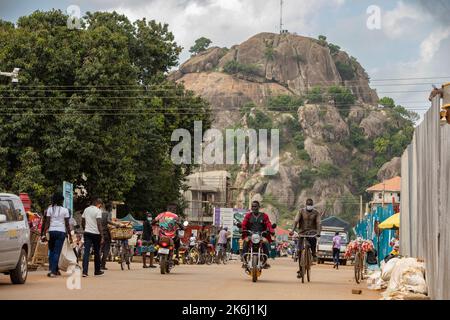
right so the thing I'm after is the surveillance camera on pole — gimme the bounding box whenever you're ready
[0,67,20,83]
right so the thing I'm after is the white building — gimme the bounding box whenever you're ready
[366,176,401,206]
[183,170,231,224]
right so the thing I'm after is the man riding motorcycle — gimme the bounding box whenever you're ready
[241,200,275,269]
[290,198,321,276]
[152,204,184,260]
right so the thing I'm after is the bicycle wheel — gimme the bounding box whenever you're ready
[206,253,213,265]
[306,249,311,282]
[354,252,361,283]
[126,252,131,270]
[299,249,305,283]
[120,253,125,270]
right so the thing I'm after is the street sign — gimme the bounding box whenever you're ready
[63,181,73,216]
[214,208,248,251]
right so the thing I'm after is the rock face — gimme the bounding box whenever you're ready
[378,157,401,181]
[172,32,378,131]
[360,110,389,138]
[298,104,349,142]
[173,32,407,222]
[304,138,332,166]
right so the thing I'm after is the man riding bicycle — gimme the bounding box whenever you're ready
[241,200,275,269]
[216,227,228,256]
[290,199,321,276]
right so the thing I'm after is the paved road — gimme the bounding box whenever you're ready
[0,257,380,300]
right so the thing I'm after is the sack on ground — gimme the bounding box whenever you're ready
[385,258,427,297]
[58,239,78,272]
[381,257,400,281]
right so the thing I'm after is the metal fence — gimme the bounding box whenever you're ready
[400,95,450,300]
[354,204,396,263]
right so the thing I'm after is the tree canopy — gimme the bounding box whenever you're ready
[189,37,212,55]
[0,10,211,215]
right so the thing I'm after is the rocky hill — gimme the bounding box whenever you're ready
[170,32,413,227]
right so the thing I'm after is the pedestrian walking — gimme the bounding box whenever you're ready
[332,231,341,269]
[142,212,156,268]
[81,199,104,277]
[40,192,72,278]
[100,203,120,270]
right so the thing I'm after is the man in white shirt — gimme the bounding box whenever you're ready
[189,234,197,249]
[81,199,104,277]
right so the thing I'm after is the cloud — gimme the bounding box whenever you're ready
[104,0,346,63]
[414,0,450,25]
[420,27,450,63]
[382,1,427,39]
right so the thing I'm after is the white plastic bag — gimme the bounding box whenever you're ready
[58,238,78,272]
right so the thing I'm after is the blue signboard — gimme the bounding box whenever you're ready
[63,181,73,216]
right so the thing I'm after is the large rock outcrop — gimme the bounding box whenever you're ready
[172,32,378,130]
[298,104,349,142]
[173,32,409,222]
[378,157,401,181]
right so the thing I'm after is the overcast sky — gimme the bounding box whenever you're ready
[2,0,450,120]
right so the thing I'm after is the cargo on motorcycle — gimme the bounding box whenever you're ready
[152,205,188,274]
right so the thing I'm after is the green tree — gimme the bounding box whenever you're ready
[335,61,355,80]
[267,94,303,112]
[305,86,324,103]
[328,86,355,117]
[327,43,341,55]
[379,97,395,109]
[0,10,210,213]
[318,35,327,46]
[189,37,212,55]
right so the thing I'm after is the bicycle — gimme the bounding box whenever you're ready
[215,243,228,264]
[297,233,318,283]
[354,244,366,284]
[112,240,131,270]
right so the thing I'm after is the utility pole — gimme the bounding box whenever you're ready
[280,0,283,34]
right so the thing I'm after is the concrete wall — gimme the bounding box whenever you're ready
[400,94,450,299]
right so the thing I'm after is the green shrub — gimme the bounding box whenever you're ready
[306,86,324,103]
[327,86,355,117]
[298,168,317,189]
[328,43,341,55]
[264,42,275,61]
[298,149,310,161]
[335,61,355,80]
[293,132,305,149]
[267,94,303,112]
[223,60,259,76]
[247,110,273,130]
[317,163,340,179]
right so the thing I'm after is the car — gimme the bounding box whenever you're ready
[0,193,30,284]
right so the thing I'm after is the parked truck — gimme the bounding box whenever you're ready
[317,226,348,265]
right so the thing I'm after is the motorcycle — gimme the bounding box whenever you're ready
[238,222,277,282]
[157,220,188,274]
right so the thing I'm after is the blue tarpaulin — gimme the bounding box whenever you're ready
[354,204,396,264]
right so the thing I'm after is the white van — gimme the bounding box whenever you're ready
[0,193,30,284]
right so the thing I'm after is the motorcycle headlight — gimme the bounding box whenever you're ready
[251,234,261,244]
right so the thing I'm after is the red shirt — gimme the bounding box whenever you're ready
[241,211,274,242]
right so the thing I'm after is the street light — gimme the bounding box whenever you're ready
[0,68,20,83]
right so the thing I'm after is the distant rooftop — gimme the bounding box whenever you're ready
[366,176,401,192]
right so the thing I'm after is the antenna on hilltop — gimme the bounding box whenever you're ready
[279,0,283,34]
[279,0,288,34]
